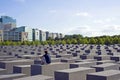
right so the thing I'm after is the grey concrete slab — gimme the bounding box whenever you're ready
[0,59,34,73]
[94,55,111,61]
[111,55,120,62]
[80,55,95,60]
[96,60,115,65]
[13,65,31,76]
[31,62,69,76]
[0,73,26,80]
[91,63,119,72]
[55,67,95,80]
[75,59,96,62]
[56,54,73,58]
[70,62,96,68]
[0,68,6,75]
[61,57,80,63]
[87,70,120,80]
[13,75,53,80]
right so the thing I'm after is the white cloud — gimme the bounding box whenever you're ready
[93,20,104,24]
[66,24,120,37]
[66,25,97,36]
[93,17,116,24]
[75,12,91,17]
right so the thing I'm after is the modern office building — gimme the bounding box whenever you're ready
[48,32,53,39]
[15,26,33,41]
[21,32,28,41]
[46,31,49,40]
[3,29,28,42]
[40,30,46,41]
[52,33,57,39]
[0,16,64,42]
[0,16,16,31]
[3,30,19,41]
[32,29,40,41]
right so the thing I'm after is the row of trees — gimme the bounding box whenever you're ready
[0,34,120,45]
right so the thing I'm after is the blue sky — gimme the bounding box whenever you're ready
[0,0,120,36]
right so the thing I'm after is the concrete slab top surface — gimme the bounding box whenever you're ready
[92,63,117,67]
[56,67,94,73]
[14,65,31,67]
[76,59,96,61]
[0,68,6,71]
[96,60,114,62]
[41,62,67,66]
[88,70,120,76]
[1,59,33,63]
[13,75,53,80]
[112,55,120,57]
[0,74,26,79]
[70,62,93,65]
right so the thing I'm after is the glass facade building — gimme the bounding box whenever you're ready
[0,16,64,42]
[15,26,33,41]
[0,16,16,31]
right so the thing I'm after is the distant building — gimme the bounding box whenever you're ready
[32,29,40,41]
[15,26,33,41]
[46,31,49,40]
[3,29,28,42]
[0,30,3,42]
[0,16,65,42]
[48,32,53,39]
[52,33,59,39]
[39,30,46,41]
[60,33,64,39]
[0,16,16,31]
[21,32,28,41]
[3,29,20,41]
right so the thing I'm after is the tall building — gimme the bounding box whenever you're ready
[0,16,16,31]
[39,30,46,41]
[46,31,49,40]
[32,29,40,41]
[15,26,33,41]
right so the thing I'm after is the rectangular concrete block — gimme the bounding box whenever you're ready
[55,67,95,80]
[20,55,41,60]
[87,70,120,80]
[0,68,6,75]
[111,55,120,62]
[0,73,26,80]
[31,62,69,76]
[13,65,31,76]
[91,63,119,72]
[70,62,96,68]
[61,57,79,63]
[96,60,115,65]
[75,59,96,62]
[94,55,111,61]
[13,75,53,80]
[80,55,94,60]
[56,54,73,58]
[0,59,34,73]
